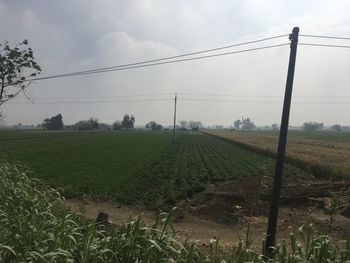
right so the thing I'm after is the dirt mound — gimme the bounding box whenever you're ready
[184,178,270,225]
[180,176,350,227]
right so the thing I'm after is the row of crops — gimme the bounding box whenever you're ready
[127,133,310,206]
[0,130,311,206]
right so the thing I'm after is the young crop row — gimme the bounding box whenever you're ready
[1,162,349,262]
[127,133,310,206]
[0,131,312,206]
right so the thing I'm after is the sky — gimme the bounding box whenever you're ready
[1,0,350,127]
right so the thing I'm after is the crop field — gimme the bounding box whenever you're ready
[204,129,350,180]
[0,130,310,206]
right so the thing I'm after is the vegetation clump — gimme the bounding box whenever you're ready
[0,162,196,262]
[1,162,349,262]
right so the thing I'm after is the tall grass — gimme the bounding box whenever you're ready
[0,162,197,262]
[0,162,349,262]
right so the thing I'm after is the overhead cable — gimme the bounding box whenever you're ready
[32,43,290,81]
[299,34,350,40]
[299,43,350,49]
[30,34,288,81]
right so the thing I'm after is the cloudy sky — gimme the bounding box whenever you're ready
[1,0,350,126]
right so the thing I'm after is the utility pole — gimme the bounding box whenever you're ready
[265,27,299,256]
[172,93,177,144]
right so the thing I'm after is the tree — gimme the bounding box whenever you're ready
[242,117,256,130]
[74,118,99,130]
[113,121,122,130]
[188,120,202,131]
[179,120,187,130]
[0,40,41,105]
[121,114,135,129]
[331,124,342,132]
[42,114,63,130]
[146,121,163,130]
[234,119,242,130]
[303,121,324,131]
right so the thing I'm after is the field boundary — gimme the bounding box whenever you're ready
[200,130,346,180]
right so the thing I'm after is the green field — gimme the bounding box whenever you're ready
[0,130,310,206]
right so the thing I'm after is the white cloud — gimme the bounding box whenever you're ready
[1,0,350,126]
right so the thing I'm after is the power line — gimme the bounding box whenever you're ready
[13,93,350,102]
[31,43,290,81]
[26,93,173,100]
[299,43,350,49]
[9,98,171,104]
[178,93,350,98]
[30,34,288,81]
[180,98,350,104]
[10,97,350,105]
[299,34,350,40]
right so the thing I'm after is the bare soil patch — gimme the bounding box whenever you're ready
[65,177,350,251]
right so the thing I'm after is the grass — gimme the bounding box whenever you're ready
[0,130,310,206]
[205,129,350,180]
[1,162,349,262]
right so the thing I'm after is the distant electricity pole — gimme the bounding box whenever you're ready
[265,27,299,255]
[172,93,177,144]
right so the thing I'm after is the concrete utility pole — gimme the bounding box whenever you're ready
[265,27,299,256]
[172,93,177,144]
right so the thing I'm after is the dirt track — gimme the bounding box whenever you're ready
[65,178,350,251]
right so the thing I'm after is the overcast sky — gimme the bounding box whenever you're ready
[1,0,350,126]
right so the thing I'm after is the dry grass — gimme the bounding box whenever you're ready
[204,130,350,179]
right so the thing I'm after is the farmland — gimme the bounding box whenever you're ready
[0,130,310,206]
[204,129,350,180]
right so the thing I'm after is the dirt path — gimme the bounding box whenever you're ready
[65,198,251,250]
[65,178,350,251]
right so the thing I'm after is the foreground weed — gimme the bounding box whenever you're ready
[0,161,349,262]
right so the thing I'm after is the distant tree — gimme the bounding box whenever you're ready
[0,40,41,105]
[242,117,256,130]
[234,119,242,130]
[188,120,202,131]
[88,118,99,129]
[121,114,135,129]
[42,114,63,130]
[146,121,163,131]
[113,121,122,130]
[74,118,99,130]
[98,123,111,130]
[272,124,278,130]
[179,120,187,130]
[303,121,324,131]
[331,124,342,132]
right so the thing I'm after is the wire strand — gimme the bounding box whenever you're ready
[299,34,350,40]
[9,98,172,104]
[10,97,350,105]
[299,43,350,49]
[31,43,290,81]
[30,34,288,81]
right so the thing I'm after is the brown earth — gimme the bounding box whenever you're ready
[65,176,350,251]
